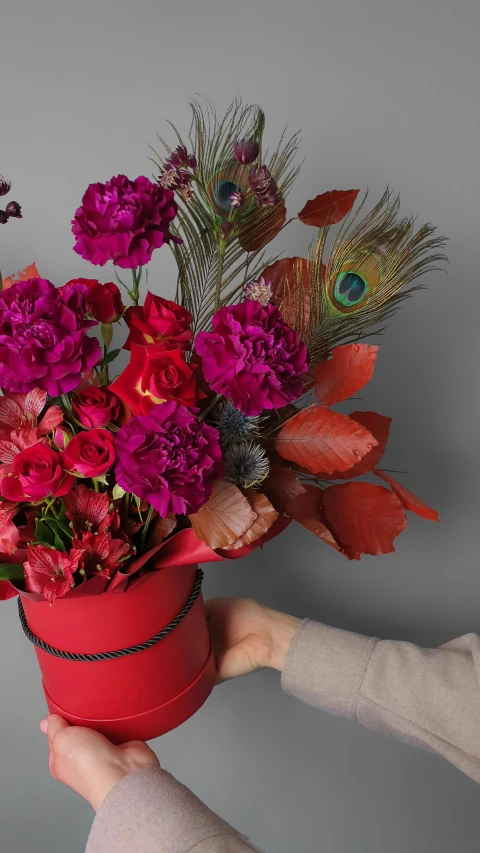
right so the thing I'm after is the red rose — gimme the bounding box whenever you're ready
[73,387,121,428]
[61,429,115,478]
[124,291,193,351]
[1,443,74,502]
[65,278,124,323]
[110,343,200,415]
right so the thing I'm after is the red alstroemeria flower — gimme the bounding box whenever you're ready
[64,484,117,534]
[24,544,83,602]
[123,292,193,352]
[110,343,201,415]
[0,388,63,444]
[0,501,20,554]
[73,531,134,578]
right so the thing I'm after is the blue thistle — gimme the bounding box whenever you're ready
[224,442,270,489]
[214,400,260,445]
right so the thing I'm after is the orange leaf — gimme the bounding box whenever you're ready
[323,411,391,480]
[322,482,407,555]
[238,200,286,252]
[1,262,40,290]
[275,405,378,475]
[262,465,306,513]
[298,190,359,228]
[315,344,378,406]
[373,469,439,522]
[228,492,279,550]
[189,480,257,550]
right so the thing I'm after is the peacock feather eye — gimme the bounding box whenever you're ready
[334,271,369,307]
[207,164,251,218]
[327,253,383,314]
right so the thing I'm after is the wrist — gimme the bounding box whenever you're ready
[263,608,301,672]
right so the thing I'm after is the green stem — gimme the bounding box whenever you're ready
[198,393,222,423]
[128,267,143,306]
[140,504,154,552]
[61,393,72,412]
[103,345,109,384]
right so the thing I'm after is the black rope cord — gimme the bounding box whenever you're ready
[17,568,204,662]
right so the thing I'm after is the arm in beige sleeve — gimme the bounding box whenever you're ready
[281,619,480,783]
[85,767,261,853]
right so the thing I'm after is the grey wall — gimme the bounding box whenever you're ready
[1,1,479,851]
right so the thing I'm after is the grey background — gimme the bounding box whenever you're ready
[1,0,479,850]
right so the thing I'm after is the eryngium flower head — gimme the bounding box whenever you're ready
[224,441,269,489]
[214,400,260,444]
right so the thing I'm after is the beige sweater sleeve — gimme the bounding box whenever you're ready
[282,619,480,783]
[85,767,261,853]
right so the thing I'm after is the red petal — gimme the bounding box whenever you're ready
[24,389,48,420]
[322,482,407,555]
[373,469,439,522]
[323,411,391,480]
[0,396,23,428]
[275,405,378,475]
[0,440,20,464]
[298,190,360,227]
[315,344,378,406]
[39,405,64,434]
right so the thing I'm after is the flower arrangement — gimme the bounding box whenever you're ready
[0,100,446,609]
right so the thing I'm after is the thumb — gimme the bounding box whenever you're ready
[44,714,70,749]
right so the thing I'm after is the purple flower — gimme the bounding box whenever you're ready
[234,139,259,165]
[248,165,278,206]
[5,201,21,219]
[0,278,101,395]
[114,401,223,517]
[0,177,11,197]
[72,175,181,270]
[166,145,197,171]
[229,190,245,209]
[195,301,308,417]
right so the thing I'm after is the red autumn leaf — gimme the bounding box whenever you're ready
[315,344,379,406]
[262,465,306,513]
[190,480,257,550]
[284,483,341,551]
[262,256,315,328]
[373,469,439,522]
[1,262,40,290]
[238,200,287,252]
[229,492,279,550]
[322,482,407,556]
[298,190,360,228]
[323,411,391,480]
[145,514,177,548]
[275,405,378,475]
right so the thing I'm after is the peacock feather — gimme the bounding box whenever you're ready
[280,189,447,362]
[150,98,301,332]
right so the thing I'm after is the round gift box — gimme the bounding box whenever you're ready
[19,563,215,744]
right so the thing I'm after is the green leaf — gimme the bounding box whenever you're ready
[105,348,121,364]
[0,563,24,581]
[35,517,70,552]
[112,484,126,500]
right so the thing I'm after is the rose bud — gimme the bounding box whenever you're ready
[73,387,121,428]
[234,139,260,165]
[86,280,124,323]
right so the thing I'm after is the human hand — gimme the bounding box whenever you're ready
[205,597,301,682]
[39,715,159,811]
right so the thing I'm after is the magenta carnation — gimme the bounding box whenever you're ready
[195,300,308,416]
[72,174,181,269]
[114,401,223,517]
[0,279,101,395]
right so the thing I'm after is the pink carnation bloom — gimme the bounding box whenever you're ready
[195,300,308,416]
[72,175,181,269]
